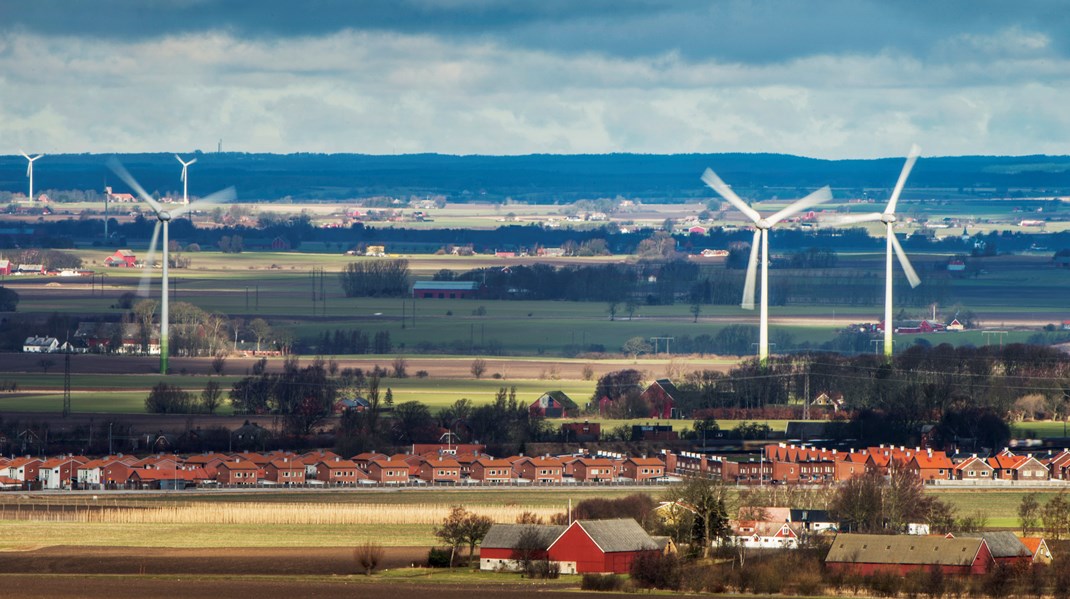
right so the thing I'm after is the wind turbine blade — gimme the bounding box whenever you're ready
[766,186,833,226]
[823,212,883,226]
[175,154,184,165]
[188,158,197,166]
[138,221,162,297]
[33,154,44,161]
[741,229,761,310]
[107,158,164,214]
[889,233,921,288]
[701,168,762,224]
[19,149,30,160]
[885,144,921,215]
[172,186,236,218]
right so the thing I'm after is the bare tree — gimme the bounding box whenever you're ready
[354,541,385,575]
[470,358,487,379]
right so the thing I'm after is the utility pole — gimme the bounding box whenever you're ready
[650,336,674,355]
[983,330,1008,348]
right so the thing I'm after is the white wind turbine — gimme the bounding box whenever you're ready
[108,158,235,374]
[175,154,197,216]
[824,145,922,358]
[702,169,833,363]
[20,150,44,201]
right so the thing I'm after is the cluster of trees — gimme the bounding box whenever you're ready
[671,343,1068,446]
[338,259,410,297]
[228,358,338,435]
[145,381,223,414]
[2,248,82,270]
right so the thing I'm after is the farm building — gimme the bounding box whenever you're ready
[22,336,60,353]
[639,379,679,419]
[104,249,137,267]
[561,421,600,442]
[530,391,579,418]
[480,524,567,571]
[951,532,1032,567]
[411,280,480,299]
[825,533,994,576]
[547,519,662,574]
[1021,538,1053,565]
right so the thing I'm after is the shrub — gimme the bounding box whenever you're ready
[866,572,903,597]
[354,541,384,575]
[581,573,624,592]
[629,552,681,590]
[427,547,453,568]
[524,560,560,579]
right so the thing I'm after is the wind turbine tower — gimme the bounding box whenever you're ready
[108,159,234,374]
[824,145,922,357]
[702,169,832,363]
[20,151,44,201]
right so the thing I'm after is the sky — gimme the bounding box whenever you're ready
[2,0,1069,158]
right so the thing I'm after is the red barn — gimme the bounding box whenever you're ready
[825,533,994,576]
[547,519,662,574]
[479,523,567,571]
[639,379,679,419]
[104,249,137,268]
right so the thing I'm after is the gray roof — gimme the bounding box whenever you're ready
[540,390,578,410]
[412,281,479,291]
[825,533,986,567]
[481,524,567,550]
[955,531,1030,559]
[578,519,660,553]
[790,509,834,523]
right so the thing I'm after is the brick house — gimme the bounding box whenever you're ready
[367,458,411,484]
[471,457,514,483]
[315,458,364,485]
[216,459,259,485]
[572,458,616,482]
[264,457,306,485]
[418,456,462,483]
[987,454,1049,481]
[907,450,954,481]
[619,457,665,481]
[954,456,994,480]
[511,456,561,483]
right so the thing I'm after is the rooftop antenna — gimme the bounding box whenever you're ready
[19,150,44,201]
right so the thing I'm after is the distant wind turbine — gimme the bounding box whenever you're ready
[702,168,833,363]
[108,158,235,374]
[824,145,922,358]
[20,150,44,201]
[175,154,198,216]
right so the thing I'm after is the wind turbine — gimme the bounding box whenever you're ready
[702,169,832,363]
[823,145,922,358]
[107,158,235,374]
[175,154,197,216]
[20,150,44,201]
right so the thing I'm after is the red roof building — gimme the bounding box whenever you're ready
[516,456,564,483]
[316,458,365,484]
[264,457,306,485]
[367,458,410,484]
[471,458,513,483]
[216,459,259,485]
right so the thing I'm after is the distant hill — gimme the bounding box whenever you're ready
[2,152,1069,202]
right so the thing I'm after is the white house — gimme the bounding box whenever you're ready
[76,460,107,489]
[23,336,59,353]
[726,521,801,549]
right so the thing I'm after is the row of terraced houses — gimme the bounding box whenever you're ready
[0,445,667,491]
[666,443,1070,485]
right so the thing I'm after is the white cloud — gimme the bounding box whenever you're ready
[2,25,1070,158]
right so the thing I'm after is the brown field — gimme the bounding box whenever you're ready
[0,547,621,599]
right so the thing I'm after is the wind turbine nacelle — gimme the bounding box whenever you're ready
[158,211,173,222]
[881,213,897,224]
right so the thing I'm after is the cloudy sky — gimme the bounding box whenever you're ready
[2,0,1069,158]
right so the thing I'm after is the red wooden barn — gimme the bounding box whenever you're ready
[825,533,994,576]
[480,519,660,574]
[547,519,661,574]
[479,523,567,571]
